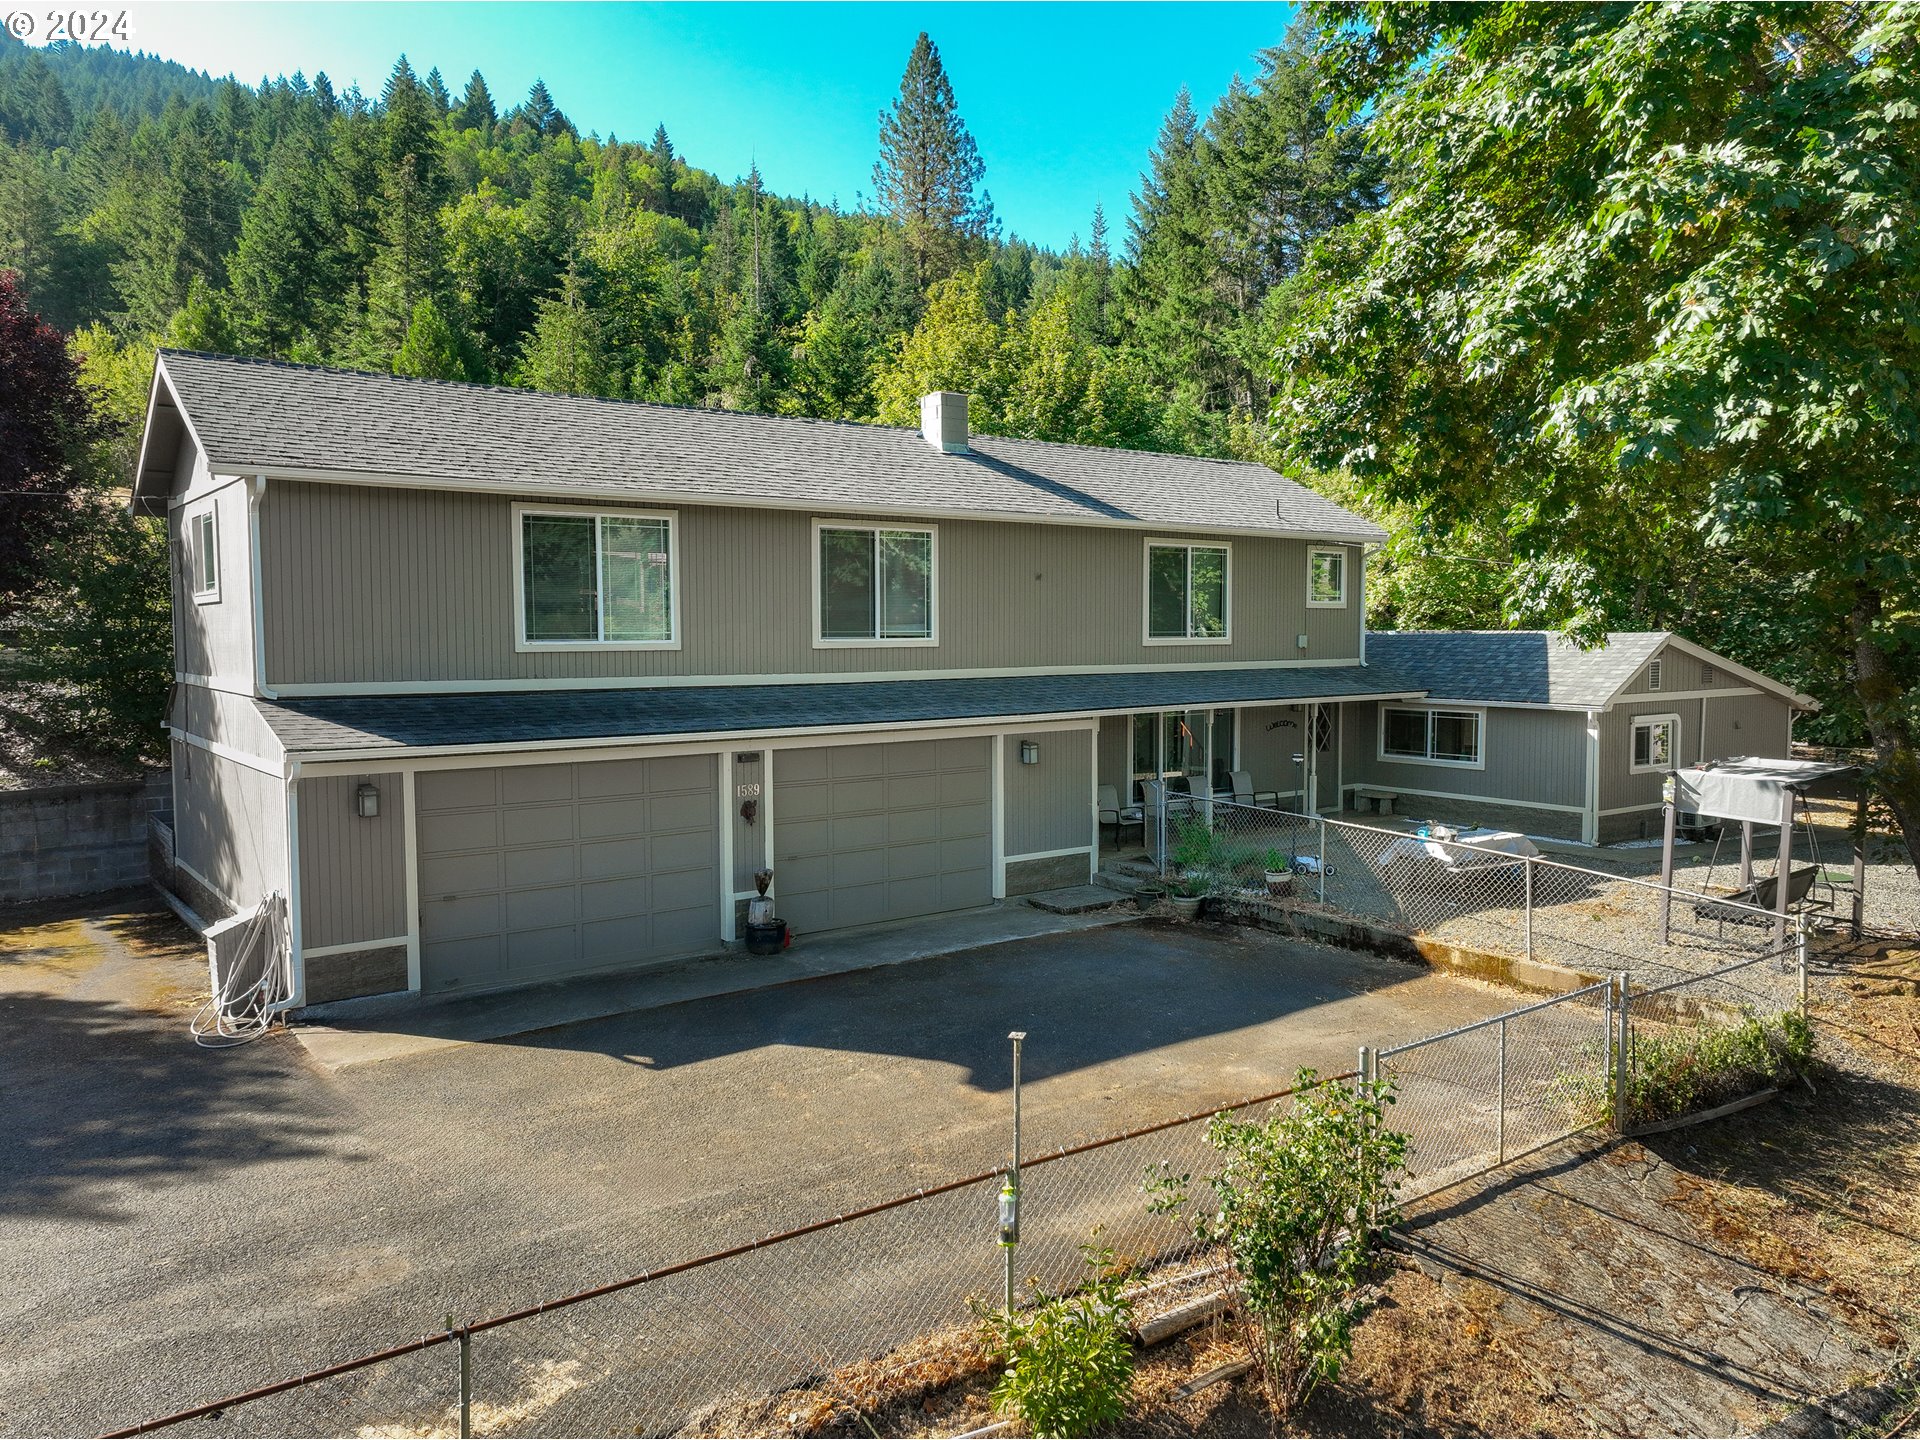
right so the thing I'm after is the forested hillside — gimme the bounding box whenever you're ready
[0,27,1371,456]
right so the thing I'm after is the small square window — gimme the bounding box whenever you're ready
[1631,715,1679,773]
[1307,547,1347,607]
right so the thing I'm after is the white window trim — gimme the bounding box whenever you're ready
[1629,712,1681,774]
[1306,545,1348,609]
[1142,538,1233,645]
[1377,704,1487,771]
[188,505,220,604]
[811,518,939,649]
[512,502,682,652]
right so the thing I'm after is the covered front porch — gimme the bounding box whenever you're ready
[1093,701,1348,852]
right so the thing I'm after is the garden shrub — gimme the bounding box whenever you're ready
[985,1244,1136,1439]
[1625,1008,1815,1126]
[1147,1069,1408,1420]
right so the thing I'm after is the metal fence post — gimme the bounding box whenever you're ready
[1317,818,1328,904]
[1612,972,1631,1134]
[1496,1016,1507,1165]
[1002,1031,1026,1319]
[1795,917,1808,1014]
[442,1315,471,1439]
[1522,857,1534,963]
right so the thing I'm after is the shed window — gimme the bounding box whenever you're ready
[1381,706,1483,767]
[817,524,934,643]
[188,507,218,601]
[519,508,676,646]
[1146,542,1229,641]
[1307,547,1347,607]
[1631,714,1679,773]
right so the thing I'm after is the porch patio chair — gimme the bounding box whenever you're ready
[1222,769,1280,808]
[1097,785,1144,846]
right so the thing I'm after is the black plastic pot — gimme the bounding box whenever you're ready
[744,918,789,956]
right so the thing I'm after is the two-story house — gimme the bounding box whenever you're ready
[132,351,1432,1006]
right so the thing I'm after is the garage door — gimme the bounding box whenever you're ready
[416,755,718,993]
[775,738,992,934]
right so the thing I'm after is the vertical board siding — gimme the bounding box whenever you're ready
[178,684,283,762]
[1003,730,1093,856]
[174,464,255,686]
[170,738,288,909]
[1342,704,1586,810]
[1702,692,1794,764]
[1599,697,1713,811]
[1618,640,1753,698]
[1095,716,1130,799]
[298,772,407,950]
[263,484,1365,686]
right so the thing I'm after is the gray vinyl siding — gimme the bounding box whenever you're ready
[297,772,407,950]
[1702,691,1794,762]
[1618,640,1749,698]
[1599,698,1703,813]
[1234,706,1304,804]
[174,683,282,762]
[260,483,1363,686]
[172,453,255,687]
[169,737,288,912]
[1003,730,1093,857]
[1342,703,1587,811]
[1096,716,1130,802]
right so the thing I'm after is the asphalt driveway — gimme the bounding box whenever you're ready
[0,893,1517,1436]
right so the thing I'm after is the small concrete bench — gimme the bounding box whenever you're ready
[1351,786,1399,816]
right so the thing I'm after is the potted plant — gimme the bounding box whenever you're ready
[1165,869,1209,921]
[1262,847,1294,899]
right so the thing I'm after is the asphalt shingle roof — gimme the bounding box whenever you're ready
[1363,631,1669,708]
[147,351,1384,541]
[259,666,1423,755]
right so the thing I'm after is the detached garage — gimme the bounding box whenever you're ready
[415,755,720,993]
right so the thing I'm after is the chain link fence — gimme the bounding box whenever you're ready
[1185,799,1792,987]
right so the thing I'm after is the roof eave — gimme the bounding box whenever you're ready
[227,462,1388,544]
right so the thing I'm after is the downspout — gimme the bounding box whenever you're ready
[1582,709,1601,846]
[248,474,278,700]
[1358,545,1374,665]
[267,754,305,1012]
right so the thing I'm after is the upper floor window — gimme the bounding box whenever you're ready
[1631,714,1679,773]
[1381,705,1484,768]
[815,522,936,645]
[516,505,678,648]
[1307,546,1347,607]
[1145,541,1230,643]
[188,506,219,603]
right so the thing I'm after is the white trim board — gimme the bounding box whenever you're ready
[1340,780,1586,816]
[302,937,409,960]
[1004,845,1096,864]
[1598,802,1667,817]
[296,716,1105,776]
[170,728,284,777]
[265,655,1376,697]
[224,463,1386,547]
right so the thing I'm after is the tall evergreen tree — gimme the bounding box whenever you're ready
[452,70,495,134]
[872,33,994,293]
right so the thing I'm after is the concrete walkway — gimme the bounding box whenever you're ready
[294,900,1135,1070]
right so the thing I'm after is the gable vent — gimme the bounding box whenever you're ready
[1647,659,1663,692]
[1700,662,1715,685]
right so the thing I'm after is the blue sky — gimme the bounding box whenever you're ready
[68,2,1294,250]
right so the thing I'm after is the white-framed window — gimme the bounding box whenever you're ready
[1144,539,1231,643]
[1630,713,1680,773]
[813,520,937,646]
[514,504,680,649]
[1379,705,1485,769]
[1646,658,1663,692]
[188,506,219,603]
[1307,546,1347,608]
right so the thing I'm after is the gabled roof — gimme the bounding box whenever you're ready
[257,665,1425,757]
[133,351,1386,542]
[1363,631,1814,711]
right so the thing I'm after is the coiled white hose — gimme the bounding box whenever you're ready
[190,891,293,1048]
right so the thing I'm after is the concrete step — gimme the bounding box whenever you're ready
[1025,885,1130,915]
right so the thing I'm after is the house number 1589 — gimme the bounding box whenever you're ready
[735,782,762,799]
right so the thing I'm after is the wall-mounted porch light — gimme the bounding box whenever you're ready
[355,782,381,819]
[1018,741,1040,766]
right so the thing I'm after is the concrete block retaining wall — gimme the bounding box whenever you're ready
[0,774,170,905]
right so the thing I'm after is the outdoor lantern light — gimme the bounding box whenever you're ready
[1018,741,1039,765]
[355,782,381,819]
